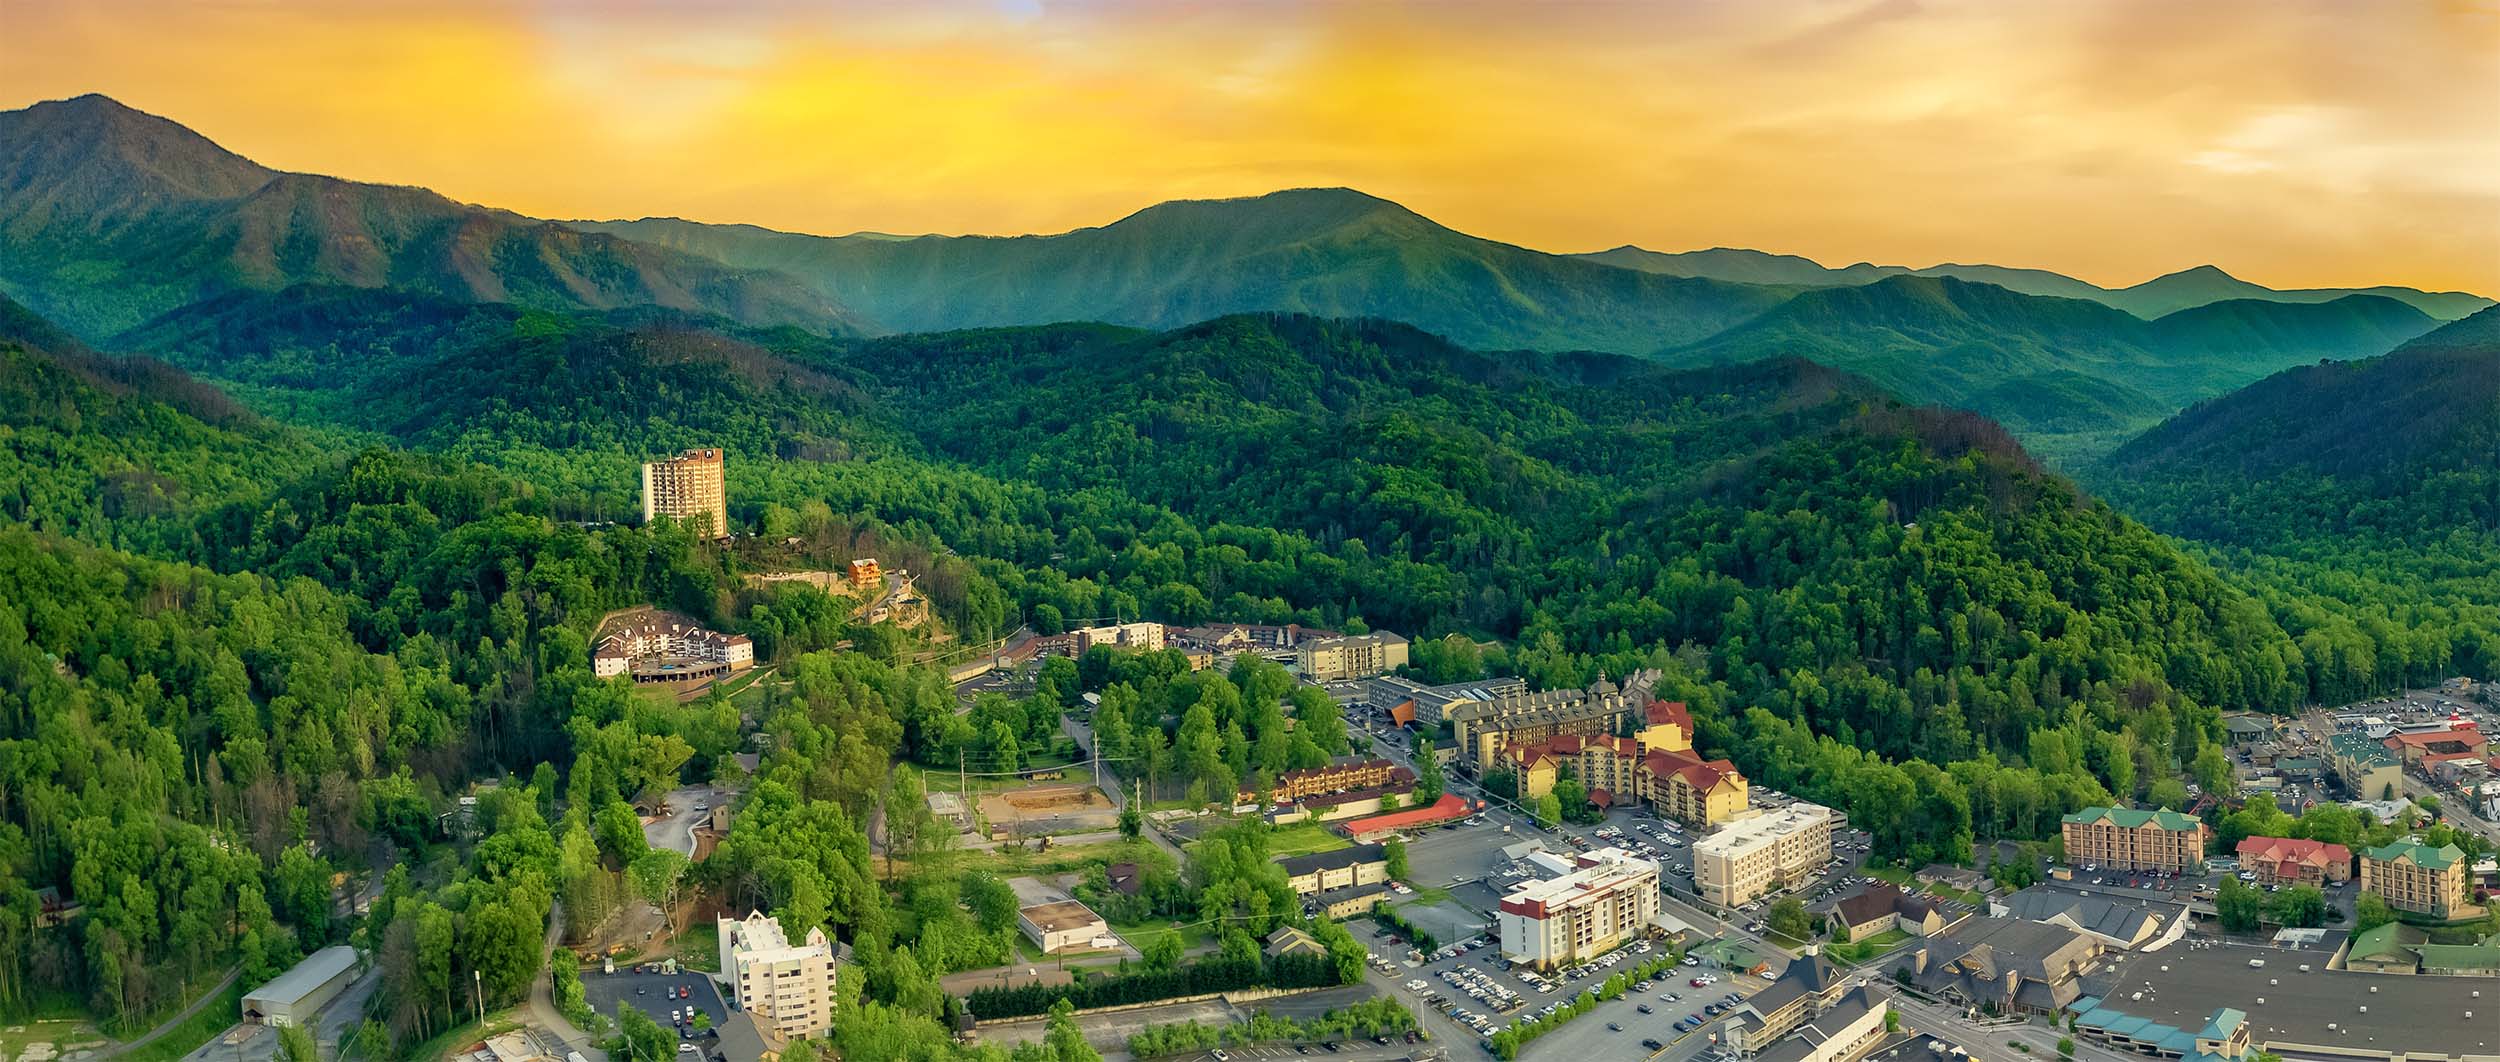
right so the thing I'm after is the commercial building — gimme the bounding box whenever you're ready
[1279,843,1390,896]
[1693,802,1834,907]
[2075,943,2500,1062]
[1496,847,1661,970]
[593,610,754,684]
[1016,900,1111,955]
[1312,883,1393,920]
[1174,622,1337,653]
[2361,840,2476,919]
[1890,918,2106,1017]
[1990,887,2172,950]
[1748,981,1891,1062]
[642,447,728,539]
[2331,733,2405,802]
[241,945,360,1027]
[1242,758,1407,806]
[2059,807,2208,873]
[1295,632,1410,683]
[2068,998,2254,1062]
[1446,670,1660,773]
[1340,793,1475,842]
[718,910,836,1042]
[2384,722,2487,770]
[1832,883,1946,942]
[1365,675,1527,726]
[1068,622,1165,654]
[2234,836,2352,887]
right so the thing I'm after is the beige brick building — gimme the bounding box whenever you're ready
[643,447,728,539]
[1497,848,1660,969]
[1693,802,1834,907]
[2059,807,2207,873]
[718,910,835,1042]
[2362,841,2477,919]
[1295,632,1410,683]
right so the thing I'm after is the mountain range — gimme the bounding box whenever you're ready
[0,93,2484,459]
[1577,245,2493,322]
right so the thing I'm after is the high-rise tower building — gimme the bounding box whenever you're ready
[642,447,728,539]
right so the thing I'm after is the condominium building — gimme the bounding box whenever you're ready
[2361,841,2476,919]
[1447,670,1661,773]
[2234,836,2353,887]
[2059,807,2208,873]
[718,910,836,1042]
[643,448,729,539]
[1497,847,1661,969]
[1694,802,1835,907]
[1280,844,1390,896]
[1241,759,1406,806]
[1500,701,1749,827]
[1295,632,1411,683]
[592,610,754,684]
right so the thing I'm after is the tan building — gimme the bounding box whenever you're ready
[593,609,754,684]
[1501,701,1749,827]
[1280,843,1390,896]
[643,447,728,539]
[1295,632,1410,683]
[1694,802,1834,907]
[2235,837,2352,887]
[2361,841,2477,919]
[1497,848,1660,969]
[2059,807,2208,873]
[718,911,836,1042]
[1448,670,1661,773]
[2330,733,2404,804]
[1242,759,1404,806]
[1017,900,1111,954]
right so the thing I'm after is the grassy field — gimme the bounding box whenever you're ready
[1865,864,1985,905]
[1825,928,1910,964]
[675,921,722,972]
[115,982,248,1062]
[1267,822,1352,857]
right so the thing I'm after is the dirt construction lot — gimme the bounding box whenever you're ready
[978,783,1120,836]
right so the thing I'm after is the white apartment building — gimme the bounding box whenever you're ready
[1693,802,1834,908]
[1497,847,1661,970]
[718,910,836,1042]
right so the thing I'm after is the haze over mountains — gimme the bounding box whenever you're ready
[0,93,2485,463]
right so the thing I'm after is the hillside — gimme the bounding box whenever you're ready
[1581,246,2491,321]
[1661,274,2437,441]
[0,94,859,338]
[0,293,323,550]
[573,188,1793,352]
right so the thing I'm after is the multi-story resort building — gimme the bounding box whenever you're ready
[1500,700,1749,827]
[592,610,754,684]
[718,910,836,1042]
[2059,807,2208,873]
[2234,836,2352,887]
[1497,847,1661,969]
[2361,840,2475,919]
[1693,802,1835,907]
[1295,632,1411,682]
[642,447,729,539]
[1447,670,1661,773]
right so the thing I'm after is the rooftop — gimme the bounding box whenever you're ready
[1017,900,1105,933]
[2062,806,2202,832]
[1279,843,1388,877]
[1693,802,1833,858]
[245,945,359,1006]
[2089,944,2500,1058]
[1497,848,1659,919]
[2364,840,2465,870]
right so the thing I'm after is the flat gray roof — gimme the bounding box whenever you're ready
[245,945,358,1007]
[2091,942,2500,1059]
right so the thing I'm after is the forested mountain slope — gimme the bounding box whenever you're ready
[574,188,1794,352]
[1582,246,2492,322]
[2094,306,2500,696]
[1662,274,2436,439]
[0,95,857,339]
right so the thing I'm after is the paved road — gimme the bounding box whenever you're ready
[1060,712,1186,862]
[529,902,609,1062]
[111,966,238,1060]
[642,785,730,857]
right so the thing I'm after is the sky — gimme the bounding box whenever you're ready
[5,0,2497,295]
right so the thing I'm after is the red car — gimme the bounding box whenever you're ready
[1690,978,1709,987]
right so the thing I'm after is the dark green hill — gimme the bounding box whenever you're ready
[0,292,323,548]
[1580,246,2490,321]
[0,94,860,339]
[572,188,1792,352]
[1664,274,2437,438]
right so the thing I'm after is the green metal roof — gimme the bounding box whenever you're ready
[2346,921,2427,959]
[2415,942,2500,970]
[2063,806,2202,831]
[2330,733,2398,766]
[2365,840,2466,870]
[2197,1007,2246,1041]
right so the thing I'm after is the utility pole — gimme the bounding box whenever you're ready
[471,968,484,1028]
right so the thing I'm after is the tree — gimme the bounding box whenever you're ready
[1385,840,1411,883]
[964,873,1019,935]
[614,1003,676,1062]
[2267,884,2326,928]
[1531,793,1563,827]
[1415,749,1446,805]
[2058,1036,2075,1058]
[1143,931,1183,972]
[2216,877,2264,933]
[2192,743,2236,799]
[1767,898,1814,942]
[1119,801,1143,841]
[2354,892,2398,932]
[2146,778,2189,812]
[278,1024,318,1062]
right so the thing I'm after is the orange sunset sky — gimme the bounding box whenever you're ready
[5,0,2496,294]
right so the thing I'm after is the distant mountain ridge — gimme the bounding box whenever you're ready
[0,94,860,339]
[1660,273,2439,439]
[1577,246,2491,322]
[573,188,1793,353]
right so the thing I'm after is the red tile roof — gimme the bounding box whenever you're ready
[1643,748,1740,791]
[1647,700,1695,731]
[1341,794,1474,837]
[2235,835,2352,870]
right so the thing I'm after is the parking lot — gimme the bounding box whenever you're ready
[582,963,729,1047]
